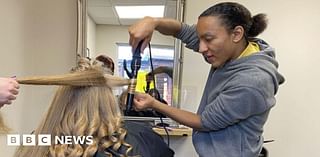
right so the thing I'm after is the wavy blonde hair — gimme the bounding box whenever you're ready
[0,112,10,134]
[15,58,133,157]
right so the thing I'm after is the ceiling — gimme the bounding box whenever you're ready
[88,0,177,26]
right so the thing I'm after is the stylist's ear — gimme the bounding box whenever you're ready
[231,26,245,43]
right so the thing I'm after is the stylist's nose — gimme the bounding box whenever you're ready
[198,40,208,54]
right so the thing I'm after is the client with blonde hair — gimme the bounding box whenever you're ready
[15,57,173,157]
[15,57,130,157]
[0,113,10,134]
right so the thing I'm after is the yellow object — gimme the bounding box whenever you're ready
[152,127,192,136]
[135,70,155,92]
[237,41,260,59]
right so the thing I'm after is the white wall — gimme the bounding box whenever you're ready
[0,0,77,156]
[179,0,320,156]
[87,15,96,58]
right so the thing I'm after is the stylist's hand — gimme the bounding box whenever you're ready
[133,92,156,111]
[0,77,19,108]
[129,16,157,52]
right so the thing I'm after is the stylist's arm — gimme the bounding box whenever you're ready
[134,93,204,131]
[0,77,19,108]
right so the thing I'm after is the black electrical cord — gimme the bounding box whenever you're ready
[148,43,170,147]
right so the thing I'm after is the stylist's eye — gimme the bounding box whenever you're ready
[203,35,214,41]
[204,37,213,42]
[206,38,212,42]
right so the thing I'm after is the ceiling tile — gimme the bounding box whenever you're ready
[88,6,116,18]
[88,0,177,25]
[88,0,112,7]
[95,17,120,25]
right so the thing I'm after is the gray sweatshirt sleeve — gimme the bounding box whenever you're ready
[200,86,272,131]
[176,23,199,52]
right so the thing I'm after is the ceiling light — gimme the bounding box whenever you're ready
[115,5,165,19]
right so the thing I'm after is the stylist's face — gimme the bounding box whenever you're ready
[197,16,237,68]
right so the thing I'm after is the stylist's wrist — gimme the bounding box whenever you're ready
[150,98,161,110]
[151,17,161,30]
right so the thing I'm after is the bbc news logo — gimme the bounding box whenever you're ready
[7,134,93,146]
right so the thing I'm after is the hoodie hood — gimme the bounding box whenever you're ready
[223,38,285,94]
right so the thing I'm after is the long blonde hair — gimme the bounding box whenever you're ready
[0,112,10,134]
[17,57,131,87]
[15,58,133,157]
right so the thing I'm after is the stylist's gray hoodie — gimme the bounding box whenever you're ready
[176,23,285,157]
[192,39,285,157]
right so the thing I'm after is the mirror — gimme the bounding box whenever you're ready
[81,0,185,117]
